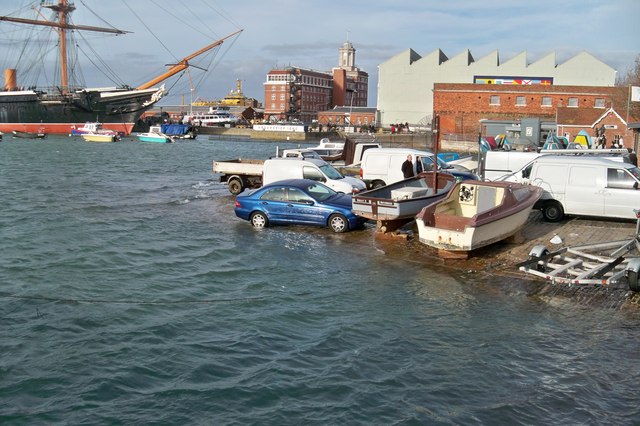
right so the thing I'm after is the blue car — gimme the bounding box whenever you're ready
[234,179,365,233]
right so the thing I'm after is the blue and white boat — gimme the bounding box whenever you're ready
[136,126,173,143]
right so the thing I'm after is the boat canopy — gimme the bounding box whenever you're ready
[161,123,191,135]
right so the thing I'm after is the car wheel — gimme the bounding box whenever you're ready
[329,213,348,233]
[250,211,268,228]
[371,180,385,189]
[228,177,243,195]
[541,201,564,222]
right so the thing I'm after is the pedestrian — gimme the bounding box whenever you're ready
[628,148,638,167]
[401,154,414,179]
[415,155,423,174]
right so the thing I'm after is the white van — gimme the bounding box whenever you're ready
[263,158,366,193]
[501,155,640,221]
[359,148,473,188]
[483,148,630,181]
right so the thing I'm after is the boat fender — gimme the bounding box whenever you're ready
[625,258,640,292]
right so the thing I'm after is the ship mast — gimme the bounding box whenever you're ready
[136,29,243,90]
[0,0,128,93]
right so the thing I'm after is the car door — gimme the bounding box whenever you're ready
[286,187,324,225]
[258,187,289,223]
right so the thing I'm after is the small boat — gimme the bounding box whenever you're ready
[12,130,46,139]
[309,138,345,161]
[415,180,543,258]
[137,126,173,143]
[71,122,120,137]
[81,133,119,143]
[351,172,458,232]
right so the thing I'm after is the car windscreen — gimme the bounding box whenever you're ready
[318,164,344,179]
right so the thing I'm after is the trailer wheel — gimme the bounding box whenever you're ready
[371,180,386,189]
[626,259,640,292]
[541,201,564,222]
[228,177,244,195]
[529,245,549,272]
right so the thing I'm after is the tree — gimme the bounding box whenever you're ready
[616,54,640,121]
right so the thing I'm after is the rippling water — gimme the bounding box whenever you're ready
[1,136,639,425]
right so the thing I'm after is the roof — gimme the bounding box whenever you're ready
[556,107,613,126]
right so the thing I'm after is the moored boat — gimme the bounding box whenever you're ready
[70,122,120,137]
[351,172,458,232]
[81,133,119,143]
[12,130,46,139]
[137,126,173,143]
[0,2,242,135]
[415,180,543,258]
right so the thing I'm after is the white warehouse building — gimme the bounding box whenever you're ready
[376,49,616,128]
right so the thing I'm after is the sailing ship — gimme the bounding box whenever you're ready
[0,1,241,135]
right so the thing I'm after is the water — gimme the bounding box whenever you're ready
[1,136,639,425]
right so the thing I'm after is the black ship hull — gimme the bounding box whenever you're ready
[0,86,164,135]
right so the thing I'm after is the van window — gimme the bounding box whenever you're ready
[607,168,638,189]
[569,166,597,187]
[303,166,324,181]
[522,163,533,179]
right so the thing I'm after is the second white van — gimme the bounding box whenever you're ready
[500,155,640,221]
[263,158,366,193]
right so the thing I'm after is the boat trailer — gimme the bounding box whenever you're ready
[517,211,640,291]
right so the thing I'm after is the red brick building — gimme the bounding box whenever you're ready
[432,83,631,141]
[263,42,368,123]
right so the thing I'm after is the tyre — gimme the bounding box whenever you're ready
[626,259,640,292]
[228,177,243,195]
[328,214,348,233]
[371,180,385,189]
[541,201,564,222]
[250,211,268,228]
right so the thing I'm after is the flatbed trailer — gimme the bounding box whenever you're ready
[517,211,640,291]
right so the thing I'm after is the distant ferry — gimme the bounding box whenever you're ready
[182,107,238,127]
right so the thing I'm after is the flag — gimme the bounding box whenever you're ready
[632,86,640,102]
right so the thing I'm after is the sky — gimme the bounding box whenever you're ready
[0,0,638,108]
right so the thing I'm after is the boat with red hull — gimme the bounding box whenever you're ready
[0,1,241,135]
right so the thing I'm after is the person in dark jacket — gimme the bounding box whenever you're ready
[401,154,414,178]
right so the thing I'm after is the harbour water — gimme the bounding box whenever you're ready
[1,136,638,425]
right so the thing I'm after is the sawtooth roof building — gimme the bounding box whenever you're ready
[376,49,616,128]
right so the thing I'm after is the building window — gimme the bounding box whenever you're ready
[490,95,500,105]
[280,103,285,109]
[515,96,526,106]
[568,97,578,107]
[541,96,552,107]
[270,103,275,109]
[279,94,285,100]
[271,94,275,100]
[595,98,605,108]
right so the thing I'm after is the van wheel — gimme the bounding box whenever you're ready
[542,201,564,222]
[371,180,386,189]
[250,211,268,228]
[228,177,244,195]
[328,214,348,233]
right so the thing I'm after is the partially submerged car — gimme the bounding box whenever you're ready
[234,179,366,232]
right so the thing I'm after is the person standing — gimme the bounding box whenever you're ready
[401,154,414,178]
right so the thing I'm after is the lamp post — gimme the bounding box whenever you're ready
[347,89,357,132]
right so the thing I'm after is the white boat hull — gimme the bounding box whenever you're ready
[416,206,531,252]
